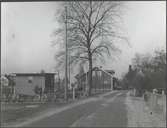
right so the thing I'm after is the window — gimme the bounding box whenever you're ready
[104,80,108,84]
[93,71,95,76]
[98,71,102,77]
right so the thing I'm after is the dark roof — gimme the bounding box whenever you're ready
[14,73,55,77]
[105,70,115,75]
[75,67,115,79]
[75,67,99,79]
[75,72,88,79]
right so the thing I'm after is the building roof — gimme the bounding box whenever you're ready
[75,67,115,79]
[14,73,55,76]
[105,70,115,75]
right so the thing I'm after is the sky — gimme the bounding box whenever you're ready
[1,1,166,79]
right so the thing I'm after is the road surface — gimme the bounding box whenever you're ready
[26,90,128,127]
[4,90,165,127]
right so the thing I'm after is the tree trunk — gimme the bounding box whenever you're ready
[88,54,93,96]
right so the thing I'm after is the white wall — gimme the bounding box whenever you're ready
[15,76,45,96]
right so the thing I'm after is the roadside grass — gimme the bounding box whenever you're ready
[1,101,71,125]
[1,91,112,125]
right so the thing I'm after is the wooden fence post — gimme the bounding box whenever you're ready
[162,90,166,119]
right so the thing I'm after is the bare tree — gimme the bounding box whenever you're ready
[52,1,128,96]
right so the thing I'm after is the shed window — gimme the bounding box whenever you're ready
[28,76,33,83]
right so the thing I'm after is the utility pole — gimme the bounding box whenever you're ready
[101,18,104,93]
[57,71,60,90]
[64,6,68,101]
[69,51,71,90]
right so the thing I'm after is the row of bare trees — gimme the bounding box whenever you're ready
[52,1,127,96]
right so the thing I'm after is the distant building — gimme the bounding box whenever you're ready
[1,75,9,87]
[1,74,15,101]
[13,73,55,96]
[75,67,115,93]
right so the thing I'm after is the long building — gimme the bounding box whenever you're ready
[75,67,115,93]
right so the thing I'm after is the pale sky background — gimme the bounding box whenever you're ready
[1,1,166,79]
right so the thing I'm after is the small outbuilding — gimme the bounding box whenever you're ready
[13,73,55,96]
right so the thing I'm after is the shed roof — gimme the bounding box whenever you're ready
[14,73,55,76]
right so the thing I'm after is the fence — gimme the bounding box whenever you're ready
[144,90,166,120]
